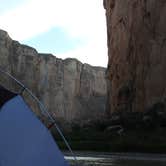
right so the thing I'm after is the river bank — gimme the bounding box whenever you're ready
[54,126,166,153]
[51,111,166,153]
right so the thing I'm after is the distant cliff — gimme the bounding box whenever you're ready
[104,0,166,114]
[0,29,107,122]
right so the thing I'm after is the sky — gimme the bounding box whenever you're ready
[0,0,108,67]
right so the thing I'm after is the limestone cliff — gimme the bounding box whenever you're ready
[104,0,166,113]
[0,29,107,122]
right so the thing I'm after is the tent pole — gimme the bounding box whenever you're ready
[25,88,77,162]
[0,68,77,163]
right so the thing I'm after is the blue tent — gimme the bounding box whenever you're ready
[0,72,71,166]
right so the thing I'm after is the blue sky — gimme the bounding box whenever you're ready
[0,0,27,14]
[23,27,86,54]
[0,0,107,67]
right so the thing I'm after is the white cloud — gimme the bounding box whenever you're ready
[58,39,108,67]
[0,0,108,67]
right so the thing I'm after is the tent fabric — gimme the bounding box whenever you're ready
[0,95,69,166]
[0,85,16,108]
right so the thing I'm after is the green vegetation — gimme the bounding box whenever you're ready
[51,121,166,153]
[51,102,166,153]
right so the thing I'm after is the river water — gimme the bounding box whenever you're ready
[65,152,166,166]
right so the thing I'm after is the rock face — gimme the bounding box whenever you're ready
[0,29,107,122]
[104,0,166,114]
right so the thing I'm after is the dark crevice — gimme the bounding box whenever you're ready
[0,85,17,109]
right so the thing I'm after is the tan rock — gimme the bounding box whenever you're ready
[0,29,107,122]
[104,0,166,113]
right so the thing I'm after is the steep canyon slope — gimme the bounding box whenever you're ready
[104,0,166,114]
[0,29,107,122]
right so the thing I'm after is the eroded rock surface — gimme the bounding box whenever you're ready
[104,0,166,113]
[0,29,107,122]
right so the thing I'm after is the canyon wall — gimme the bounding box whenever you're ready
[104,0,166,114]
[0,30,107,122]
